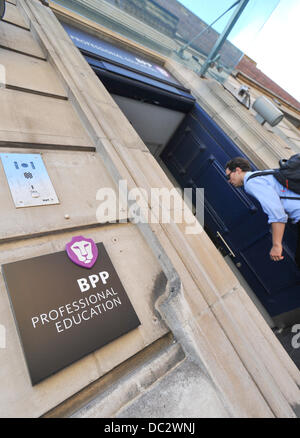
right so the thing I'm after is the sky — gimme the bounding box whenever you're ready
[177,0,300,102]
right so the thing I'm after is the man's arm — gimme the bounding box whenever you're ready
[270,222,285,261]
[244,177,287,262]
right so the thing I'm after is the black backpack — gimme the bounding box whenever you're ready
[246,153,300,199]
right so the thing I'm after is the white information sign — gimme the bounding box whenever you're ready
[0,153,60,208]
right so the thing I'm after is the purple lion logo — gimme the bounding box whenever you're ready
[66,236,98,269]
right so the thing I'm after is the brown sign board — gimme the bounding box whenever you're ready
[2,242,141,385]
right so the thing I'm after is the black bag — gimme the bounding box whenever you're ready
[247,154,300,199]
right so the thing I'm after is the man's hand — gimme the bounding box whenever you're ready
[270,222,286,262]
[270,243,284,262]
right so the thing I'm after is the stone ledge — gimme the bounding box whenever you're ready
[43,333,181,418]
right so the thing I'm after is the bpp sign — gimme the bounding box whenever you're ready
[2,237,140,384]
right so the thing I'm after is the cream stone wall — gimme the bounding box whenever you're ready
[1,47,66,95]
[0,0,299,418]
[0,148,124,239]
[0,20,44,58]
[0,0,185,418]
[3,1,29,29]
[0,225,169,417]
[0,0,170,417]
[0,89,93,146]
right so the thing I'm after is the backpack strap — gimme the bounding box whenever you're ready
[245,170,276,183]
[246,172,300,200]
[279,196,300,200]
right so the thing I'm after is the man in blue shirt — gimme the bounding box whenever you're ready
[225,157,300,266]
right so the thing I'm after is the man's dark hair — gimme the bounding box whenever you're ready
[225,157,252,172]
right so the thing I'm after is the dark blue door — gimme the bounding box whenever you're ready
[161,103,300,326]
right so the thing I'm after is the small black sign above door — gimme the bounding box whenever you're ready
[2,238,141,385]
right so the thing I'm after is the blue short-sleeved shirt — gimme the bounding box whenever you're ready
[244,171,300,224]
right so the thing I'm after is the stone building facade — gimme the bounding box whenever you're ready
[0,0,300,418]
